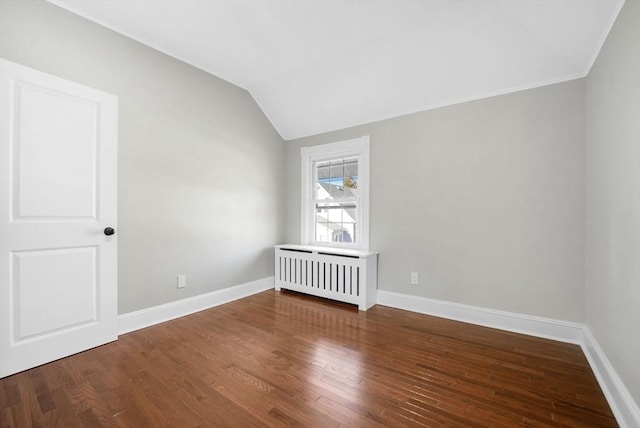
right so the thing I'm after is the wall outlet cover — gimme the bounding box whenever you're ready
[177,274,186,288]
[411,272,419,285]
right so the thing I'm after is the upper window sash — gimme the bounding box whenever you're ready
[313,159,358,202]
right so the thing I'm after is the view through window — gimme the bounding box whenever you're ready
[314,158,358,243]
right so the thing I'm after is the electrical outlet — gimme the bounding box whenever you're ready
[410,272,419,285]
[177,274,186,289]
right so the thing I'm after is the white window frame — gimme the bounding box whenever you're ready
[301,136,370,251]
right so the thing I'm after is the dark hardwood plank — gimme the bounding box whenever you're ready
[0,290,617,427]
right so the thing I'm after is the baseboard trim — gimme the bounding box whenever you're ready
[376,290,639,428]
[581,327,640,428]
[376,290,584,344]
[118,276,274,335]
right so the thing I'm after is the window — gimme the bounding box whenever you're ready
[301,136,369,250]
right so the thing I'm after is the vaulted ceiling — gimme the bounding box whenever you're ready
[50,0,624,140]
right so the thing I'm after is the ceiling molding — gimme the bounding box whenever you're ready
[582,0,626,76]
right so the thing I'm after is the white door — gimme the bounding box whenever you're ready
[0,58,118,378]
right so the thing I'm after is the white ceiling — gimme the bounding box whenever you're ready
[50,0,624,141]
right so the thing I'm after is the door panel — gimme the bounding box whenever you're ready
[0,58,118,378]
[12,246,98,340]
[14,81,98,219]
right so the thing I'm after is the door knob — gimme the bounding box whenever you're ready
[104,227,115,236]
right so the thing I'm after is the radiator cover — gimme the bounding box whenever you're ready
[274,245,378,310]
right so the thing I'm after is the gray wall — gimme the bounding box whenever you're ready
[585,0,640,408]
[0,0,285,314]
[285,80,586,322]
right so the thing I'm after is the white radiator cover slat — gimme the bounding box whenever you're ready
[274,245,378,310]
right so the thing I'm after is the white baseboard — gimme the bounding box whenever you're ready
[376,290,584,343]
[581,327,640,428]
[376,290,639,428]
[118,276,274,335]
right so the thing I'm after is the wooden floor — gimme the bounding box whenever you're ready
[1,290,616,427]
